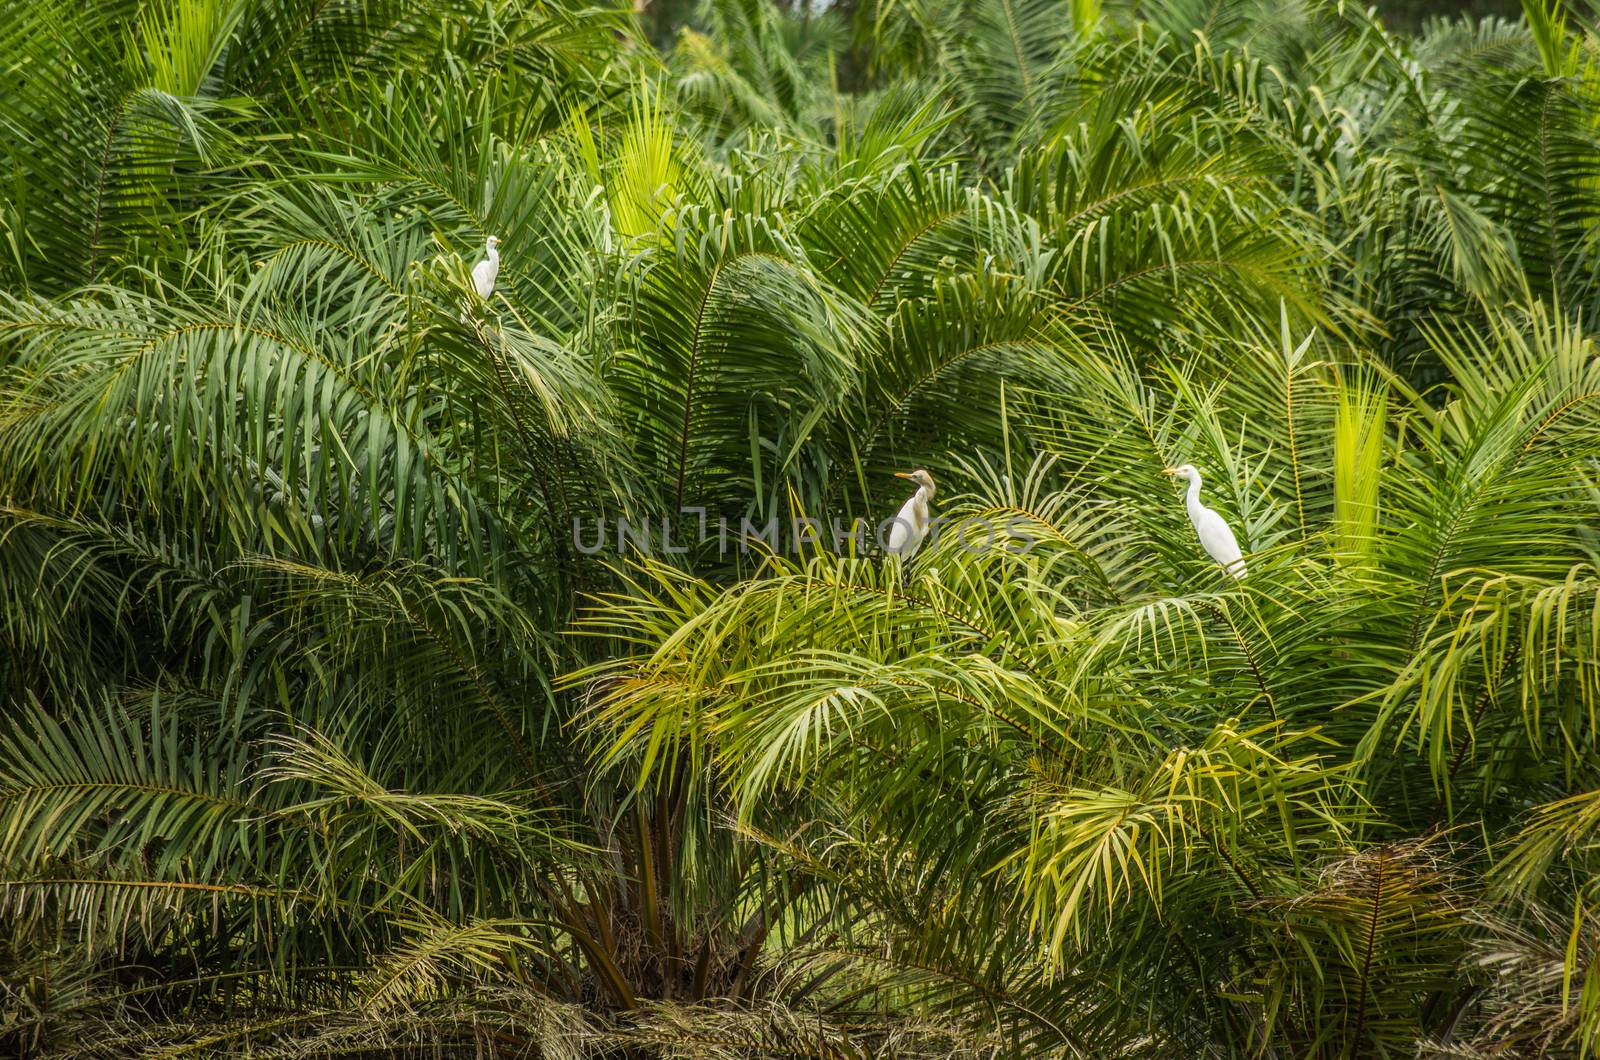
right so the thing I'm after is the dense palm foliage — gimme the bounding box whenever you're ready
[3,0,1600,1054]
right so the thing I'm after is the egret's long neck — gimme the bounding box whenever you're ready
[486,245,499,266]
[1185,474,1203,516]
[908,485,933,530]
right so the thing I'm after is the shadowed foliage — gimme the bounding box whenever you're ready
[3,0,1600,1056]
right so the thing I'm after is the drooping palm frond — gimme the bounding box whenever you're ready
[0,0,252,291]
[7,0,1600,1055]
[1249,837,1472,1055]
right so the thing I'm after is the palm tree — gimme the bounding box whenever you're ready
[2,0,1599,1055]
[583,303,1600,1053]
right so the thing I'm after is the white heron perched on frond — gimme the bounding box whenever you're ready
[886,469,936,559]
[1164,463,1246,578]
[472,235,501,299]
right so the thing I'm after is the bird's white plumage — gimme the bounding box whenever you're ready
[886,492,929,555]
[472,236,500,299]
[1167,464,1246,578]
[886,470,936,558]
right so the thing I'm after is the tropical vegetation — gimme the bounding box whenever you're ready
[3,0,1600,1054]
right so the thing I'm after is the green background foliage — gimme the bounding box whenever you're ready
[2,0,1600,1055]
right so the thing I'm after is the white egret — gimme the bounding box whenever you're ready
[1164,464,1246,578]
[886,469,936,558]
[472,235,501,299]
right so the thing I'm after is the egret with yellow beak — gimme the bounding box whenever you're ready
[886,469,936,559]
[1164,464,1246,578]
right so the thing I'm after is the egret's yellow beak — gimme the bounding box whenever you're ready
[894,471,914,480]
[1161,467,1179,476]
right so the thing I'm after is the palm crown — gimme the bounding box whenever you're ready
[3,0,1600,1055]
